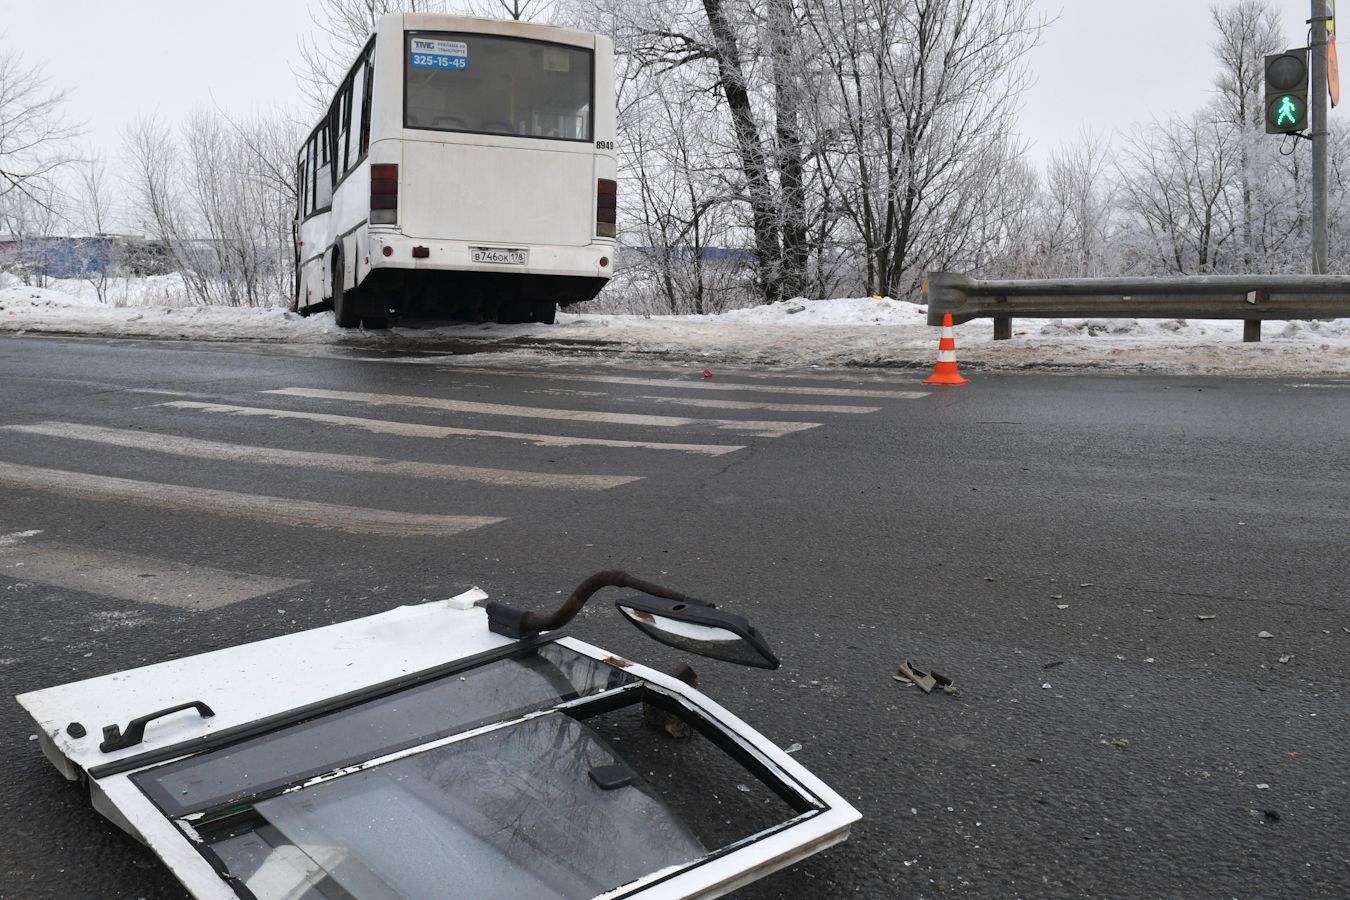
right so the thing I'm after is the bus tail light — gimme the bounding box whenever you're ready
[371,164,398,225]
[597,179,616,238]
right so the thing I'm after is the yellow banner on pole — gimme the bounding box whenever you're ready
[1331,1,1341,108]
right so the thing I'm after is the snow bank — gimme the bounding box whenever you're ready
[2,283,1349,377]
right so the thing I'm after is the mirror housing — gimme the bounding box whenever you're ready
[615,594,780,670]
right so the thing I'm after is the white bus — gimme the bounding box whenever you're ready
[294,14,617,328]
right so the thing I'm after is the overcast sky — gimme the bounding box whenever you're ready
[0,0,1319,166]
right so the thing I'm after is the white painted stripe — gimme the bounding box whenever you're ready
[4,422,641,492]
[0,462,503,537]
[158,401,744,455]
[0,542,307,610]
[376,365,929,399]
[632,396,879,414]
[264,387,819,438]
[0,529,42,547]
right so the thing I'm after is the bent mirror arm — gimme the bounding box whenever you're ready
[486,570,708,639]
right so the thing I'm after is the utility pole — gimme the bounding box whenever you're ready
[1312,0,1330,274]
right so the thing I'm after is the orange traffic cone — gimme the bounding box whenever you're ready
[923,314,969,385]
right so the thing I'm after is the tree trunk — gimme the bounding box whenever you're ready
[702,0,783,303]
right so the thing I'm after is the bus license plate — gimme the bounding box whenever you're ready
[471,247,529,266]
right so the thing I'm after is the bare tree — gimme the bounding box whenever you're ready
[75,153,114,302]
[1029,131,1118,277]
[1118,111,1242,274]
[294,0,450,112]
[803,0,1046,298]
[0,180,65,287]
[124,110,300,307]
[1210,0,1285,268]
[0,45,77,210]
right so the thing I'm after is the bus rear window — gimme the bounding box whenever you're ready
[405,32,593,141]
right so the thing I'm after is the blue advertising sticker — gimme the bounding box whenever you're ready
[410,38,468,71]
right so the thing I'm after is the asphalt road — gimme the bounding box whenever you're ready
[1,334,1347,899]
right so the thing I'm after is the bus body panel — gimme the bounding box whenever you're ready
[398,140,594,246]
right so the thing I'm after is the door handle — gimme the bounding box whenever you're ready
[100,701,216,753]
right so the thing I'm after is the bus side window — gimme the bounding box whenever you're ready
[360,48,374,156]
[316,124,333,209]
[335,82,351,174]
[307,136,318,215]
[349,61,366,164]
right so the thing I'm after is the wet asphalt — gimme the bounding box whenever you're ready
[0,334,1347,899]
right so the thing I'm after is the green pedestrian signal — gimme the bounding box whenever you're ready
[1265,49,1309,134]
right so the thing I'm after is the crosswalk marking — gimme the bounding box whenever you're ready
[382,364,930,399]
[0,541,306,610]
[159,401,745,455]
[263,388,820,438]
[0,461,503,537]
[628,396,879,414]
[4,422,641,492]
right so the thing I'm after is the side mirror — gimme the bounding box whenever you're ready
[485,570,781,669]
[615,594,780,669]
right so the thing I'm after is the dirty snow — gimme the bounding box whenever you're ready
[3,277,1350,376]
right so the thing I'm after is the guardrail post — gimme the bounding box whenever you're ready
[1242,320,1262,342]
[993,318,1012,341]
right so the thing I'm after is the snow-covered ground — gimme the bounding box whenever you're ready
[3,276,1350,377]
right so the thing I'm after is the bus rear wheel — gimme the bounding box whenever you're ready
[496,298,530,325]
[332,254,360,329]
[532,300,557,325]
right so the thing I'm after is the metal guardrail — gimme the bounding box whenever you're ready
[924,272,1350,341]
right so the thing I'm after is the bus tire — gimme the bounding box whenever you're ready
[532,300,557,325]
[496,298,529,325]
[332,253,359,328]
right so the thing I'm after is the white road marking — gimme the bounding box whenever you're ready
[263,388,819,438]
[4,422,641,491]
[0,462,503,537]
[0,542,306,610]
[0,529,43,547]
[385,364,930,399]
[632,395,879,414]
[159,401,744,455]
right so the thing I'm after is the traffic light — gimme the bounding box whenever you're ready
[1265,49,1310,134]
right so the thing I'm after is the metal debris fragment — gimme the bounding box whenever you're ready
[895,661,959,697]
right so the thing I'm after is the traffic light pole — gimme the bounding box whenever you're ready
[1312,0,1330,274]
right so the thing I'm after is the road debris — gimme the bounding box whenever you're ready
[1041,682,1052,690]
[1197,614,1217,621]
[894,661,960,697]
[783,742,803,754]
[702,368,713,378]
[1056,604,1069,610]
[1278,653,1294,664]
[1257,631,1274,639]
[1043,660,1064,669]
